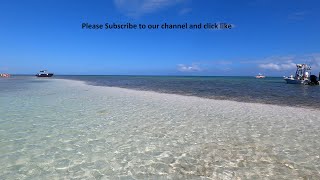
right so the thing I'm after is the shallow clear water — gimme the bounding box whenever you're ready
[55,75,320,110]
[1,77,320,179]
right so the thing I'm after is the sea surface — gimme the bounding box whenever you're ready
[56,75,320,110]
[1,76,320,179]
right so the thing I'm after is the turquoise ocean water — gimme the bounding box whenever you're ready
[56,75,320,109]
[1,76,320,179]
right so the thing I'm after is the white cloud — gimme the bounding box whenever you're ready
[257,54,320,71]
[306,53,320,68]
[259,61,296,71]
[114,0,186,17]
[177,64,202,72]
[258,56,297,71]
[240,55,295,64]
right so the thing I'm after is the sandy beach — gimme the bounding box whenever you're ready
[1,78,320,179]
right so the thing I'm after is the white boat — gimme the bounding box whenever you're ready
[255,73,265,78]
[35,70,54,77]
[0,73,10,78]
[284,64,311,84]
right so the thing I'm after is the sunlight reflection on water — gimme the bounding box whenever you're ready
[0,77,320,179]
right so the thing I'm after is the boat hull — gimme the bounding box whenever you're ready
[284,78,308,84]
[0,73,10,78]
[36,73,54,77]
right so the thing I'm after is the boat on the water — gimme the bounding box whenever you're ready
[284,64,313,84]
[0,73,10,78]
[36,70,54,77]
[256,73,265,79]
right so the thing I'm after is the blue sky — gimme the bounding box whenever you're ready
[1,0,320,76]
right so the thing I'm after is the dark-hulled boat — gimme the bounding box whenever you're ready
[36,70,54,77]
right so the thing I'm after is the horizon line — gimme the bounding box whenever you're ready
[9,74,284,77]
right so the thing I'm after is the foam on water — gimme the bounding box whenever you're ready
[1,78,320,179]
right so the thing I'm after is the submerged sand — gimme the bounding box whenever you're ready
[1,78,320,179]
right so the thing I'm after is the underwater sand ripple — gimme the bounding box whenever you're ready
[0,79,320,179]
